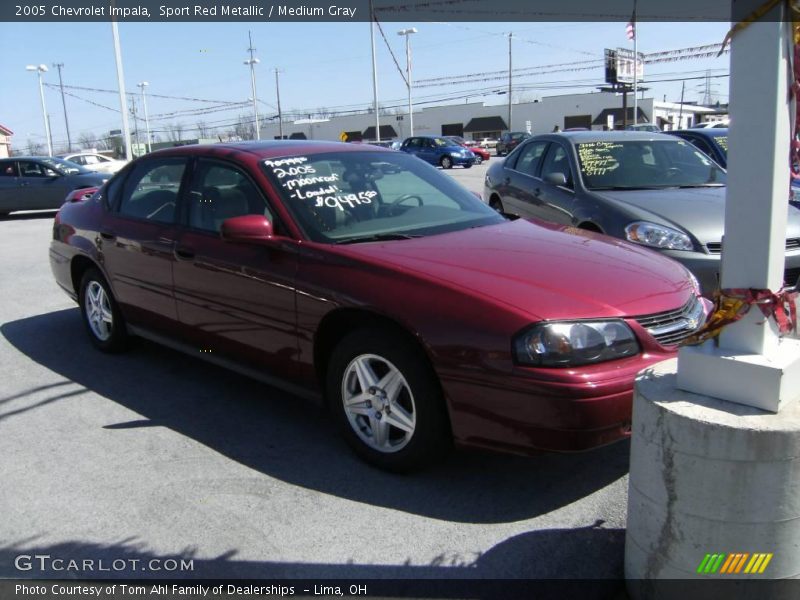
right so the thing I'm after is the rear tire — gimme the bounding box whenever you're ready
[79,267,129,353]
[326,328,450,472]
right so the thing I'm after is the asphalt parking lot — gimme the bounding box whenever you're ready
[0,167,631,592]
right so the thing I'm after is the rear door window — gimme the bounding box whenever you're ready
[116,157,187,223]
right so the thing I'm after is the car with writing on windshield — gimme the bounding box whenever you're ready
[399,135,475,169]
[484,131,800,295]
[0,156,108,217]
[50,140,707,472]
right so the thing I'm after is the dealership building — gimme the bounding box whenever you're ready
[255,91,721,143]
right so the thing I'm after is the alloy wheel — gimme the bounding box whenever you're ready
[84,280,113,341]
[341,353,416,453]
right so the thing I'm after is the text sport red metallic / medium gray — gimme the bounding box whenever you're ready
[50,141,708,472]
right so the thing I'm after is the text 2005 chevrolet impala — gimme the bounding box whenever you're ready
[50,141,707,471]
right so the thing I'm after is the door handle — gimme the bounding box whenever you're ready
[175,246,195,260]
[99,230,116,241]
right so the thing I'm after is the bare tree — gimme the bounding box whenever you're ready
[26,140,45,155]
[78,131,100,150]
[233,114,256,141]
[165,123,185,142]
[195,120,210,138]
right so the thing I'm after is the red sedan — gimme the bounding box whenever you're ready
[50,141,706,471]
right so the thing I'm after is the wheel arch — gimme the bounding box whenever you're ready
[314,308,437,386]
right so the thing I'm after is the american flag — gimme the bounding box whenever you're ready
[626,9,636,40]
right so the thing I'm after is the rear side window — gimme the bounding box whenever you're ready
[116,157,187,223]
[0,162,17,177]
[511,141,548,175]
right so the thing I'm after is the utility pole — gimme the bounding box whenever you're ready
[244,30,261,140]
[508,32,513,132]
[369,0,380,142]
[678,80,685,128]
[632,0,638,125]
[274,68,284,139]
[130,96,139,155]
[138,81,151,153]
[52,63,72,152]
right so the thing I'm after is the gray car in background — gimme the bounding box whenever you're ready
[0,157,108,217]
[484,131,800,294]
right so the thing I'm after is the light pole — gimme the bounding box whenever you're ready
[52,63,72,152]
[244,31,261,140]
[26,64,52,157]
[274,69,284,140]
[111,19,132,160]
[138,81,151,153]
[397,28,418,137]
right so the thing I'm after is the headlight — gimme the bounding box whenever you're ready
[513,320,639,367]
[625,221,693,251]
[450,151,462,157]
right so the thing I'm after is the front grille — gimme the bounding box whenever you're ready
[634,296,705,347]
[706,238,800,254]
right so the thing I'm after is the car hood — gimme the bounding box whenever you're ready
[593,186,800,245]
[71,172,109,184]
[336,219,695,321]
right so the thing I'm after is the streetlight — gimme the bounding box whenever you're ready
[244,31,261,140]
[137,81,152,153]
[397,27,418,137]
[25,64,53,156]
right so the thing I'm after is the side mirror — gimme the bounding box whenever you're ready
[544,172,568,187]
[220,214,278,245]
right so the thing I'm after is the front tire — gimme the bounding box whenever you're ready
[473,155,483,165]
[489,196,505,213]
[79,267,129,353]
[440,156,453,169]
[327,329,450,472]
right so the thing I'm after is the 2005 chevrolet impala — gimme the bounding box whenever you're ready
[50,141,707,471]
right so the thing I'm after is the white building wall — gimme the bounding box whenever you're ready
[255,92,717,142]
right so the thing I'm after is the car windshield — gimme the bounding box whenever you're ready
[576,139,727,190]
[40,157,89,175]
[710,134,728,155]
[261,151,504,243]
[432,137,455,147]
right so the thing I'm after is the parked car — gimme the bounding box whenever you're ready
[399,135,475,169]
[0,156,108,217]
[691,120,729,129]
[444,136,490,164]
[496,131,531,156]
[478,138,498,150]
[666,128,728,168]
[484,131,800,295]
[60,152,127,174]
[625,124,661,132]
[50,140,706,471]
[670,128,799,206]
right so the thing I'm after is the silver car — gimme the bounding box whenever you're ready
[484,131,800,294]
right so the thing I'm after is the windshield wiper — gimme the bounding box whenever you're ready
[334,233,423,244]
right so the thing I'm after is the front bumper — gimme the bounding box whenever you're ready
[440,349,676,456]
[661,249,800,295]
[451,154,476,166]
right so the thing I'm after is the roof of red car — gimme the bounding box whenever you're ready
[152,140,391,160]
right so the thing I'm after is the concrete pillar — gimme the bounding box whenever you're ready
[676,0,800,413]
[626,360,800,598]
